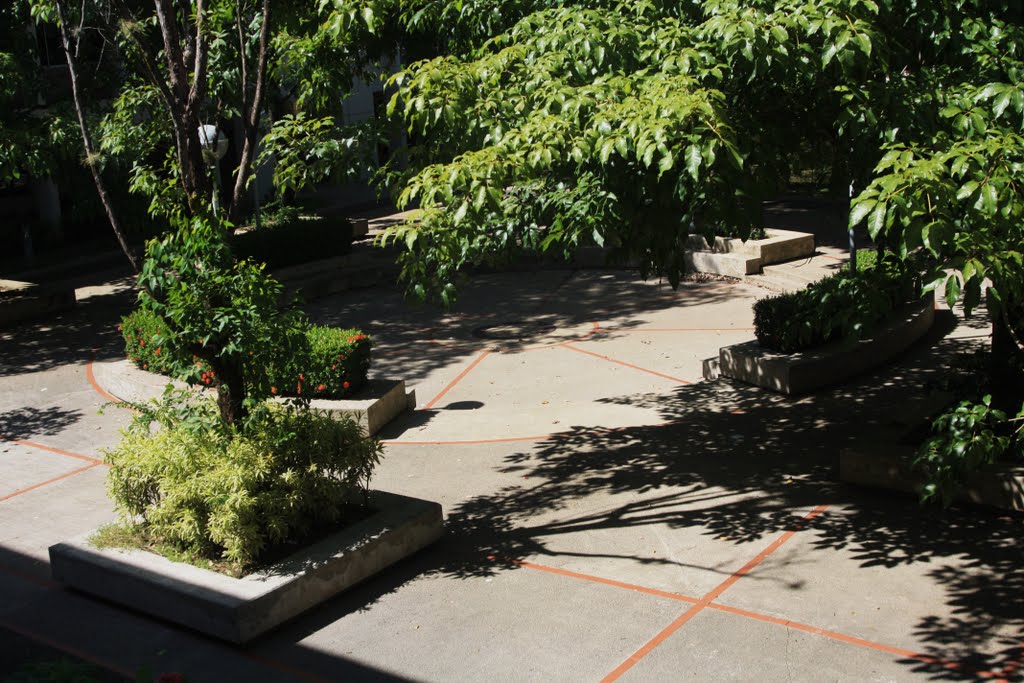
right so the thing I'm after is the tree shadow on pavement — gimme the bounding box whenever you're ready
[0,284,135,378]
[0,407,84,441]
[280,308,1023,679]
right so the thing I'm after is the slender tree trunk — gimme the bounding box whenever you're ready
[153,0,212,215]
[212,358,247,427]
[53,0,140,273]
[990,307,1024,413]
[228,0,271,227]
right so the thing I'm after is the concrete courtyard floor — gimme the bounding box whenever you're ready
[1,264,1022,682]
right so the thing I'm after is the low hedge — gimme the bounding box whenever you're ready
[121,308,371,399]
[231,215,354,270]
[753,256,918,354]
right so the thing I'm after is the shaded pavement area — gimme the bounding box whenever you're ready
[1,255,1022,681]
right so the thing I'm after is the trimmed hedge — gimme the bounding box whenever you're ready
[753,257,918,354]
[231,216,354,270]
[122,308,371,398]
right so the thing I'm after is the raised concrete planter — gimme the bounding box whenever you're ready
[840,446,1024,512]
[710,294,935,394]
[306,378,415,436]
[49,490,444,643]
[0,279,76,327]
[273,252,399,301]
[91,359,414,435]
[684,229,815,277]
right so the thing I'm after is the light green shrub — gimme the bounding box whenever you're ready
[104,392,382,570]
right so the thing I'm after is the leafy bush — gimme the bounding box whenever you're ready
[231,215,354,270]
[271,325,371,399]
[753,257,918,353]
[915,396,1024,505]
[122,309,372,399]
[104,392,382,571]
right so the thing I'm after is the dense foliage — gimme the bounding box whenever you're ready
[231,213,355,270]
[135,217,309,425]
[122,308,372,399]
[915,396,1024,505]
[753,255,918,353]
[105,392,382,570]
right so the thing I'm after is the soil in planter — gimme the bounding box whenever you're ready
[91,502,376,578]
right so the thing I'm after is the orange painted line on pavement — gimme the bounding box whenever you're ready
[383,434,551,446]
[85,359,120,403]
[515,560,701,605]
[0,561,60,589]
[604,327,755,333]
[3,438,103,465]
[601,504,828,682]
[422,350,491,410]
[706,603,964,672]
[0,618,137,679]
[0,463,100,503]
[561,343,692,385]
[243,652,338,683]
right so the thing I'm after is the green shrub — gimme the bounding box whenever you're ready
[121,309,372,399]
[753,257,918,353]
[104,392,382,571]
[121,308,175,374]
[231,215,353,270]
[267,325,371,399]
[915,396,1024,505]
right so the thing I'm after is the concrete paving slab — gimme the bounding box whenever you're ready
[0,466,115,564]
[618,608,943,681]
[717,500,1024,671]
[272,559,687,682]
[0,442,95,499]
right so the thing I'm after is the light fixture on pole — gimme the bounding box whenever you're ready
[198,124,229,215]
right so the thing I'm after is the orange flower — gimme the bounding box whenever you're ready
[271,386,277,394]
[317,384,325,391]
[343,381,350,390]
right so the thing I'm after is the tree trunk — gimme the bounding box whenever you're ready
[213,358,247,427]
[990,307,1024,413]
[228,0,271,227]
[53,0,140,273]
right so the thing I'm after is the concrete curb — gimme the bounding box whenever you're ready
[684,229,815,277]
[49,490,445,643]
[840,445,1024,512]
[90,358,414,435]
[709,294,935,395]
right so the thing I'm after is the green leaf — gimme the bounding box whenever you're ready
[685,145,702,181]
[945,275,962,307]
[867,203,886,238]
[848,199,876,228]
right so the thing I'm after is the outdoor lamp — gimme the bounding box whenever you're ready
[198,124,229,214]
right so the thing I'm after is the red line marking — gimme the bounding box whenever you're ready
[3,438,103,465]
[423,350,491,410]
[601,504,828,682]
[85,359,120,403]
[0,463,100,503]
[0,618,137,679]
[706,603,963,672]
[0,560,60,589]
[383,434,551,446]
[560,343,692,385]
[242,652,338,683]
[515,560,701,605]
[606,327,755,333]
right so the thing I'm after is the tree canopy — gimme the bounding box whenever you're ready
[371,0,1021,311]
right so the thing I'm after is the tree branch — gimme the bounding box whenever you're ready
[228,0,271,225]
[52,0,139,272]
